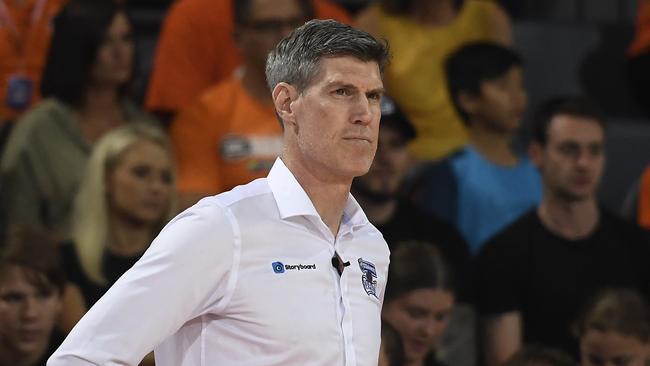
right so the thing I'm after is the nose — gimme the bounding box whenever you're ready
[353,95,374,126]
[575,149,594,170]
[22,297,40,320]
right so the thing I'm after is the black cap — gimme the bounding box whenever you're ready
[380,96,416,141]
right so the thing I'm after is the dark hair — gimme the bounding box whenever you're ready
[504,345,576,366]
[0,228,66,296]
[381,322,406,366]
[531,96,605,146]
[445,42,523,124]
[384,241,454,303]
[233,0,314,25]
[573,288,650,343]
[40,0,134,107]
[266,19,389,93]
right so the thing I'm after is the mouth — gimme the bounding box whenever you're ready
[343,136,372,144]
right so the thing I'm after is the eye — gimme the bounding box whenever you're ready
[367,92,382,101]
[334,88,350,96]
[131,165,151,178]
[1,292,25,304]
[160,170,173,185]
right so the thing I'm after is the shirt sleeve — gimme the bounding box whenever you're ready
[144,1,235,113]
[47,200,237,365]
[2,145,46,228]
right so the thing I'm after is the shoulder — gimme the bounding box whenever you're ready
[479,209,537,258]
[1,99,71,169]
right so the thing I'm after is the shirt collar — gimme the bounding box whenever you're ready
[267,158,369,230]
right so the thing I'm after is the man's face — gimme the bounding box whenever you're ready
[0,265,62,358]
[235,0,306,71]
[286,56,384,181]
[531,114,605,202]
[580,329,647,366]
[353,125,411,201]
[465,66,528,133]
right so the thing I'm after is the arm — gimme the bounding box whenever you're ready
[48,202,236,365]
[483,311,523,366]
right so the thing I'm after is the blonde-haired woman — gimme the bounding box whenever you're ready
[59,123,176,332]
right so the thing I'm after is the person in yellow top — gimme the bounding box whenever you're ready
[356,0,511,160]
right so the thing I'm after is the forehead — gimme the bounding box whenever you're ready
[397,288,454,310]
[119,141,169,162]
[310,56,383,90]
[248,0,303,19]
[0,265,38,292]
[547,114,604,143]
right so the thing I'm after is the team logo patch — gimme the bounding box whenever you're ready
[358,258,378,298]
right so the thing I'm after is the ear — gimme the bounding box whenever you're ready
[457,91,479,116]
[528,141,543,168]
[272,82,299,129]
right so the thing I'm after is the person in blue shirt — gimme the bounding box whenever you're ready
[410,42,542,254]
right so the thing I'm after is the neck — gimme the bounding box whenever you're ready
[240,65,273,105]
[281,155,351,237]
[82,84,121,111]
[107,215,153,256]
[409,0,456,25]
[76,85,125,143]
[352,190,397,225]
[468,123,518,166]
[537,195,599,240]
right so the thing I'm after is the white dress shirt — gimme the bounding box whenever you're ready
[48,158,390,366]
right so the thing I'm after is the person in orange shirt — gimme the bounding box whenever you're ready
[170,0,313,209]
[0,0,65,148]
[145,0,350,123]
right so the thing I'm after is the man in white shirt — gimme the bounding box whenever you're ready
[48,19,390,366]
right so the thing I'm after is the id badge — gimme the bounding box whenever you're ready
[5,75,33,111]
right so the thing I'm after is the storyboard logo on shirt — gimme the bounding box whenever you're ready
[272,261,317,274]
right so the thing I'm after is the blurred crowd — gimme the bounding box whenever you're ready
[0,0,649,365]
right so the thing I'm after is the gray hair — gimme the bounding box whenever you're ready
[265,19,389,93]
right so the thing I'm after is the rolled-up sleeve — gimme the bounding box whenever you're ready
[48,201,237,365]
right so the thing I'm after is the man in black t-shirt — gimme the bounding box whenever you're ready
[475,96,650,366]
[352,96,474,366]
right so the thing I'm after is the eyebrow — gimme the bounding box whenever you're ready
[328,81,385,95]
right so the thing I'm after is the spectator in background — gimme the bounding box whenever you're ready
[0,228,65,366]
[356,0,511,160]
[57,124,175,333]
[475,96,650,366]
[0,0,65,129]
[145,0,350,123]
[1,0,156,239]
[353,96,474,366]
[170,0,311,209]
[383,241,456,366]
[411,43,541,254]
[573,289,650,366]
[504,346,576,366]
